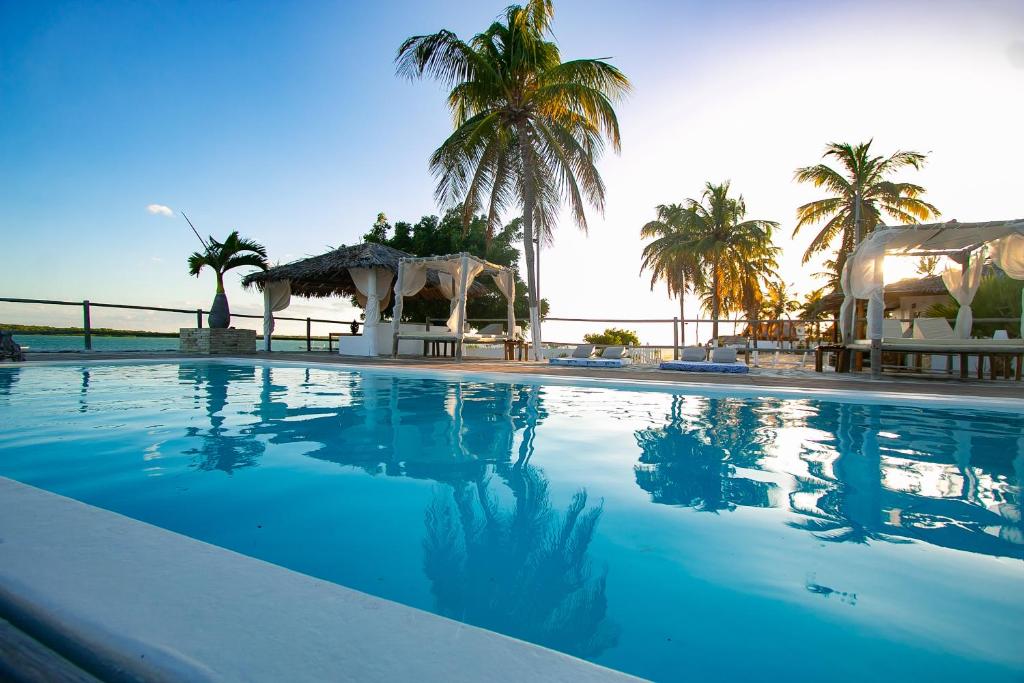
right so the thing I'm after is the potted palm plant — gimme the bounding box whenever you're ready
[188,231,268,328]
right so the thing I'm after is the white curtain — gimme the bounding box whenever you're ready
[941,249,985,339]
[838,261,854,343]
[990,234,1024,338]
[438,272,458,319]
[350,268,394,314]
[262,280,291,351]
[492,270,516,337]
[396,262,428,297]
[444,259,484,333]
[848,234,890,340]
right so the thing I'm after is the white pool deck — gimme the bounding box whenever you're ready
[0,478,638,682]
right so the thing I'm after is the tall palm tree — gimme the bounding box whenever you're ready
[640,204,705,346]
[653,182,778,341]
[396,0,630,359]
[793,140,940,278]
[187,230,268,328]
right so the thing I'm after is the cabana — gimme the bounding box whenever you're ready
[243,243,484,356]
[391,253,517,360]
[839,219,1024,377]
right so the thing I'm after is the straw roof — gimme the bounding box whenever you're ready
[242,242,488,300]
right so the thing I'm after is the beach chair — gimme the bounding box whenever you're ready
[883,319,907,339]
[681,346,707,361]
[913,317,954,340]
[549,344,633,368]
[659,344,749,374]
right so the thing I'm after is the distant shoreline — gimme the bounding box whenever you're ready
[2,324,330,341]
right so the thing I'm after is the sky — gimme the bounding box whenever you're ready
[2,0,1022,344]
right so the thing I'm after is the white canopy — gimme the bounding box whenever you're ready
[842,218,1024,374]
[391,253,517,359]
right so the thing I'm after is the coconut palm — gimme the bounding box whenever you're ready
[396,0,630,359]
[793,140,940,278]
[657,182,778,341]
[640,204,706,346]
[187,231,268,328]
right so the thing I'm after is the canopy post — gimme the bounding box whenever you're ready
[505,272,516,339]
[391,263,405,358]
[455,254,470,360]
[262,287,273,352]
[868,290,884,379]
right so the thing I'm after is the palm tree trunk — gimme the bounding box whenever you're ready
[711,259,721,342]
[516,120,542,361]
[678,286,686,347]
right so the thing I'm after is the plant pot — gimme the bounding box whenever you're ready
[209,293,231,329]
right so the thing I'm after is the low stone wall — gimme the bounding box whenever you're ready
[179,328,256,354]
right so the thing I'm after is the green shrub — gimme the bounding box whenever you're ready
[583,328,640,346]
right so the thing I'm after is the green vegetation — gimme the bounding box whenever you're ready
[640,181,778,341]
[793,140,940,281]
[1,323,177,338]
[397,0,629,356]
[583,328,640,346]
[926,275,1023,338]
[362,209,548,325]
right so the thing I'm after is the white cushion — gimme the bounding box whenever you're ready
[572,344,596,358]
[681,346,707,362]
[711,347,738,363]
[601,346,627,359]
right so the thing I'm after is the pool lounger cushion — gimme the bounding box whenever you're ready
[550,357,633,368]
[659,360,749,374]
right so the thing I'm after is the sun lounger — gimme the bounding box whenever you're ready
[549,345,633,368]
[659,347,748,374]
[681,346,707,361]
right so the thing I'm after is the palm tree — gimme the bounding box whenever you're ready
[396,0,630,359]
[640,204,705,346]
[655,181,778,341]
[187,231,268,328]
[793,140,940,279]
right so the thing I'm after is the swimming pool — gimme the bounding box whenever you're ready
[0,361,1021,681]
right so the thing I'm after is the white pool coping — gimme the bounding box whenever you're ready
[0,477,638,682]
[9,355,1024,412]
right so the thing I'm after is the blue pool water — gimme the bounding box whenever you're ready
[0,361,1021,682]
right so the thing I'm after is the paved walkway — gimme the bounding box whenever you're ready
[16,350,1024,400]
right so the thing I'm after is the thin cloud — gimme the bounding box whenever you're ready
[146,204,173,216]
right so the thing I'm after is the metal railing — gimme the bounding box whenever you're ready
[0,297,361,352]
[3,297,1019,359]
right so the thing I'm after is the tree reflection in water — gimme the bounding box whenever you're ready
[178,363,265,474]
[634,395,776,512]
[633,393,1021,558]
[790,401,1022,556]
[185,366,618,655]
[423,389,618,659]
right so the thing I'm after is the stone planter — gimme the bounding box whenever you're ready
[179,328,256,354]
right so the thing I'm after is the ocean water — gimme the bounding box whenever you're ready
[0,362,1021,681]
[11,333,329,352]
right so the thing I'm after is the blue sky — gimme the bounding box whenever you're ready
[2,0,1022,342]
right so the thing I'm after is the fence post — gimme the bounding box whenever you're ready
[672,317,679,360]
[196,309,203,328]
[306,318,312,352]
[82,300,92,350]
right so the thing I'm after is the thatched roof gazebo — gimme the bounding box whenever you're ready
[243,242,484,301]
[242,242,488,356]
